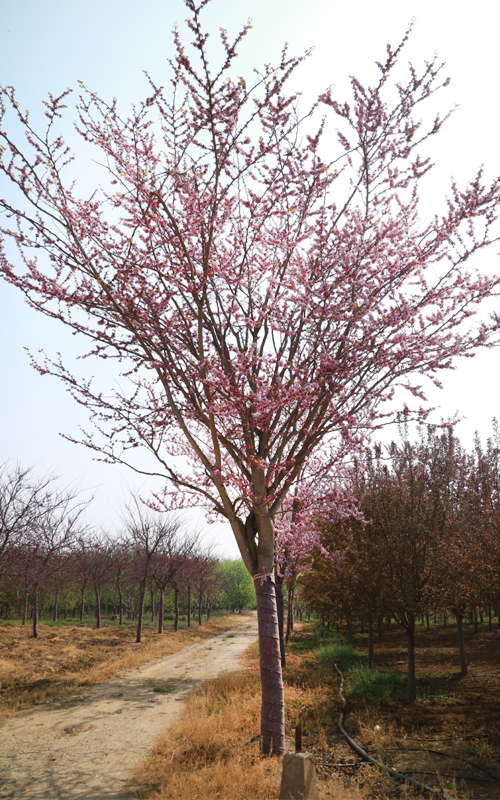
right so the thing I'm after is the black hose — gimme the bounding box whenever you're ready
[334,664,451,799]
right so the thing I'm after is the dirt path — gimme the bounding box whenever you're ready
[0,616,258,800]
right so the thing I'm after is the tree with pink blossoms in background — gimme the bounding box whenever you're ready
[1,0,500,752]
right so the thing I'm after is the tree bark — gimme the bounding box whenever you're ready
[80,587,85,622]
[187,585,191,628]
[158,589,164,634]
[488,606,492,632]
[347,618,353,645]
[174,588,179,632]
[406,614,416,701]
[198,593,202,625]
[285,585,294,643]
[275,577,286,667]
[254,573,285,756]
[53,588,59,622]
[455,611,467,675]
[377,618,382,643]
[117,586,123,625]
[33,583,39,640]
[150,589,155,623]
[136,583,146,643]
[22,582,28,626]
[95,588,101,629]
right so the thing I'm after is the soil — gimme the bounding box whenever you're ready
[0,615,258,800]
[286,621,500,799]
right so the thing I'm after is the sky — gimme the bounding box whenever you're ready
[0,0,499,557]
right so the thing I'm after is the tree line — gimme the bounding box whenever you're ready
[0,464,255,640]
[300,423,500,699]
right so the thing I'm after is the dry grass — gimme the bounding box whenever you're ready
[0,615,247,718]
[131,621,500,800]
[130,628,368,800]
[131,670,283,800]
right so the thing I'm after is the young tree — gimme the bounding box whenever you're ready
[356,430,458,699]
[150,522,196,633]
[2,2,500,750]
[21,489,89,638]
[85,531,115,628]
[123,499,181,643]
[110,540,131,625]
[0,463,67,572]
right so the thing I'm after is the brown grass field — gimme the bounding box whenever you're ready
[0,615,243,718]
[1,615,500,798]
[131,619,500,800]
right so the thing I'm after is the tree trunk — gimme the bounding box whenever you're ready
[254,573,285,756]
[198,593,202,625]
[377,618,382,643]
[275,578,286,667]
[187,585,191,628]
[53,588,59,622]
[347,618,353,645]
[368,622,374,668]
[117,586,123,625]
[33,583,39,639]
[488,606,492,632]
[443,609,447,629]
[95,588,101,629]
[455,611,467,675]
[150,590,155,623]
[22,582,29,626]
[474,608,478,634]
[406,615,416,701]
[136,584,146,643]
[158,589,164,634]
[425,612,430,631]
[285,585,294,643]
[174,588,179,632]
[80,587,85,622]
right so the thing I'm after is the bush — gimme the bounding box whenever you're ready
[347,664,403,700]
[315,642,362,671]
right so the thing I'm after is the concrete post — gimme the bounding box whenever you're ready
[279,751,317,799]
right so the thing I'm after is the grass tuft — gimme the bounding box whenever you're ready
[347,663,403,700]
[315,641,363,671]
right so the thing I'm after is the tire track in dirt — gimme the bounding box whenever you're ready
[0,616,258,800]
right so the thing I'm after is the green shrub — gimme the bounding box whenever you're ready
[316,642,362,671]
[347,664,403,700]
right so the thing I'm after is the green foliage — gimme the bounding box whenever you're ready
[316,641,362,671]
[347,664,403,699]
[288,622,340,654]
[219,560,255,612]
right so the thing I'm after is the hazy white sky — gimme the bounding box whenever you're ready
[0,0,499,556]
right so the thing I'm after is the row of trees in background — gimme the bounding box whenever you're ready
[0,463,255,640]
[300,423,500,700]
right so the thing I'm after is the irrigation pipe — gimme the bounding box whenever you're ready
[333,663,450,799]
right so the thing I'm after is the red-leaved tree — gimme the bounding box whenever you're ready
[1,1,500,751]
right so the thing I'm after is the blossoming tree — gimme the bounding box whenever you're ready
[1,0,500,752]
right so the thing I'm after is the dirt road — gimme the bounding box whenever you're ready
[0,617,258,800]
